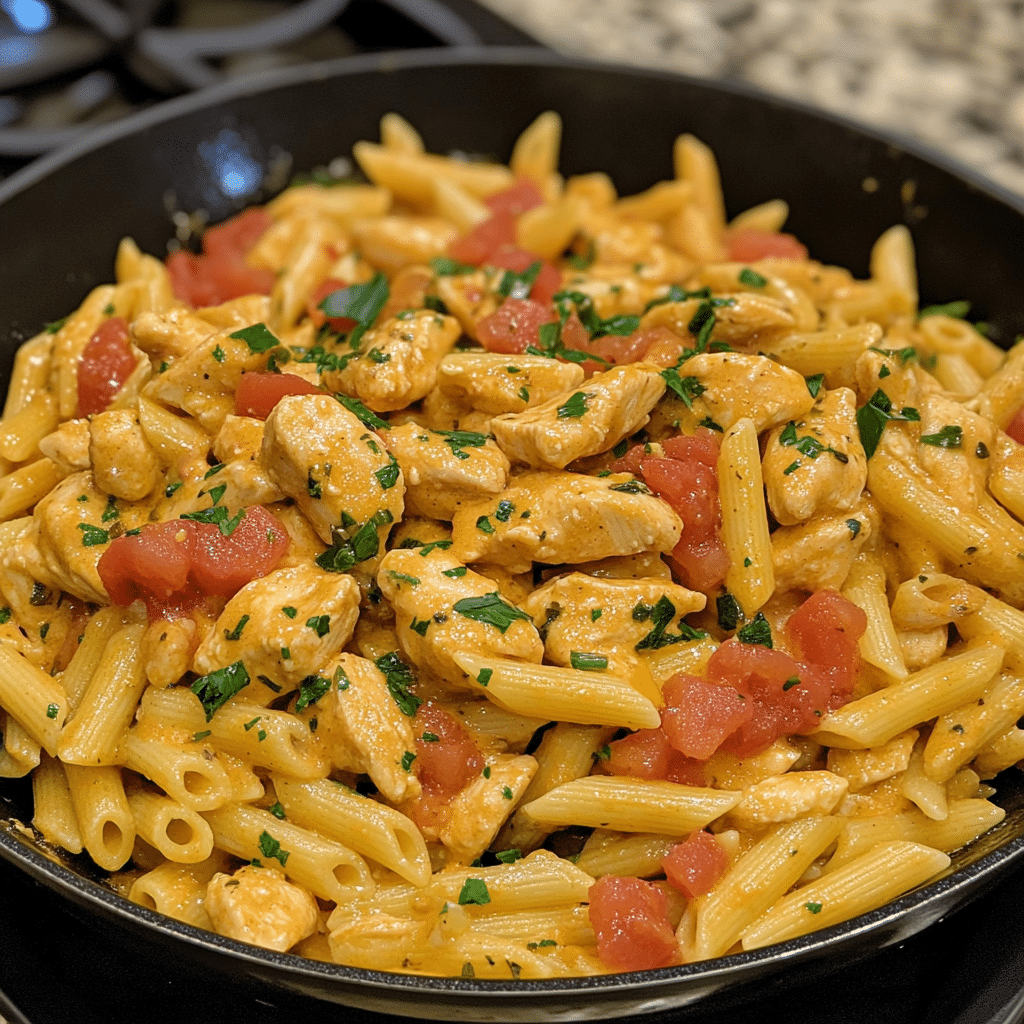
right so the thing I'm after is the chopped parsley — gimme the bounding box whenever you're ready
[458,878,491,906]
[223,615,250,641]
[919,299,970,320]
[435,429,490,460]
[476,668,493,687]
[191,661,250,721]
[375,454,400,490]
[856,389,921,459]
[430,256,475,276]
[294,674,332,712]
[305,614,330,638]
[334,392,389,431]
[77,523,109,547]
[633,595,707,650]
[45,702,59,719]
[805,373,824,398]
[920,424,963,449]
[779,421,849,464]
[315,509,393,573]
[496,260,542,300]
[281,606,297,618]
[569,651,608,671]
[387,570,421,587]
[716,593,742,632]
[660,367,706,408]
[409,617,430,636]
[442,566,467,578]
[258,830,290,867]
[401,750,417,771]
[375,651,421,716]
[737,612,773,648]
[229,322,281,353]
[318,272,389,349]
[738,267,768,288]
[452,593,532,633]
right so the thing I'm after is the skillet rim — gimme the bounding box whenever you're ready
[1,43,1024,1016]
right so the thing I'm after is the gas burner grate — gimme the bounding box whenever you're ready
[0,0,534,176]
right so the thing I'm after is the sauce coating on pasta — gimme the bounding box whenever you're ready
[0,111,1018,980]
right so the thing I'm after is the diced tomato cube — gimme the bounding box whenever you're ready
[234,372,321,420]
[660,674,753,760]
[726,227,808,262]
[605,728,672,779]
[485,244,561,305]
[588,876,678,972]
[660,427,721,470]
[587,325,685,369]
[449,209,517,266]
[406,702,484,828]
[77,316,137,417]
[1006,407,1024,445]
[787,589,867,704]
[97,506,289,617]
[307,278,357,333]
[483,178,545,217]
[661,831,729,899]
[476,297,555,354]
[187,505,290,598]
[166,207,275,307]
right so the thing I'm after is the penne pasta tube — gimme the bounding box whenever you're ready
[0,640,67,755]
[520,777,741,836]
[120,729,233,811]
[575,830,678,879]
[741,842,949,949]
[64,763,135,871]
[128,786,216,864]
[813,643,1005,749]
[690,815,844,960]
[273,775,431,886]
[57,622,147,766]
[0,712,40,778]
[452,651,660,731]
[31,752,83,854]
[841,552,907,678]
[203,802,374,904]
[719,417,774,617]
[0,457,61,520]
[128,852,231,929]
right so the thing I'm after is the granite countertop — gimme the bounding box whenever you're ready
[477,0,1024,199]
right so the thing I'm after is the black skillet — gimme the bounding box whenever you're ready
[1,46,1024,1022]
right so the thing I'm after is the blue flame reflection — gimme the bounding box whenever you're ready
[197,128,263,201]
[1,0,53,33]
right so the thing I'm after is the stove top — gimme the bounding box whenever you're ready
[0,0,533,179]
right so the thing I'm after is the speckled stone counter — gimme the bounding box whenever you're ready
[478,0,1024,198]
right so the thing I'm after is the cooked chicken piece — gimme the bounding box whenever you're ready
[914,392,995,499]
[639,293,795,349]
[762,388,867,526]
[349,215,457,274]
[37,419,91,475]
[131,307,221,361]
[555,275,657,319]
[772,500,878,592]
[827,730,918,791]
[322,310,461,413]
[386,423,509,520]
[436,352,585,416]
[433,268,501,341]
[853,348,941,411]
[192,563,360,689]
[726,771,849,830]
[266,502,327,568]
[261,395,404,575]
[377,547,543,689]
[566,551,673,581]
[490,364,666,469]
[143,315,280,432]
[89,410,160,502]
[450,470,683,574]
[293,652,421,804]
[522,573,705,681]
[20,471,152,604]
[142,616,197,688]
[431,752,538,862]
[206,865,319,952]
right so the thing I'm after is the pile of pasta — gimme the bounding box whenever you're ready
[1,109,1023,981]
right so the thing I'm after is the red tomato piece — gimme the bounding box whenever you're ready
[726,227,808,262]
[187,505,290,598]
[587,325,685,369]
[97,520,197,613]
[97,506,289,617]
[77,316,137,417]
[707,640,827,756]
[449,209,517,266]
[787,589,867,705]
[662,831,729,899]
[483,178,545,217]
[476,298,554,353]
[307,277,357,333]
[588,876,678,972]
[605,728,672,779]
[202,208,272,260]
[1007,407,1024,445]
[660,428,721,469]
[407,702,484,828]
[660,674,753,760]
[235,372,321,420]
[641,449,729,592]
[166,208,275,307]
[485,244,561,305]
